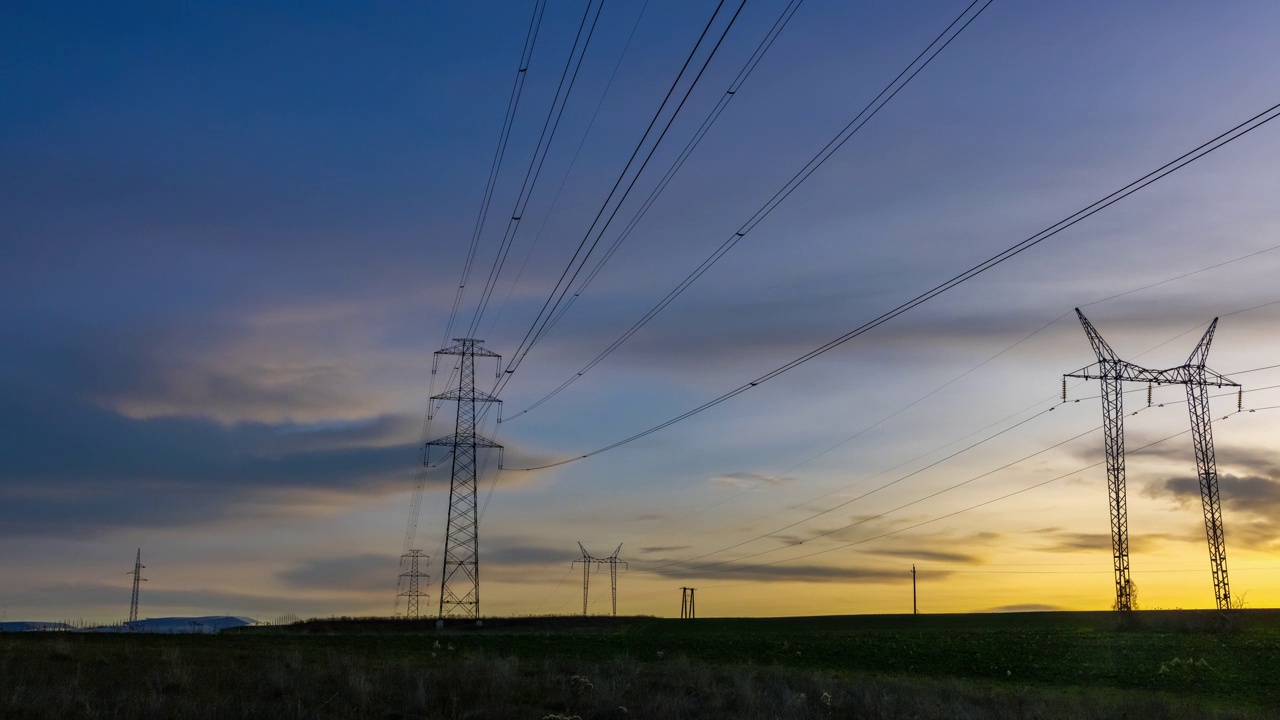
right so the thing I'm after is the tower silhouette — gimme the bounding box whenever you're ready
[127,549,146,623]
[426,339,502,619]
[1066,310,1240,610]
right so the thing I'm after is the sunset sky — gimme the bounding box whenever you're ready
[4,0,1280,622]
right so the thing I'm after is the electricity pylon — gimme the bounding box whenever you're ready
[426,339,502,619]
[680,587,696,619]
[573,543,596,616]
[398,550,430,619]
[599,543,628,617]
[127,549,146,623]
[1065,309,1240,610]
[573,543,628,617]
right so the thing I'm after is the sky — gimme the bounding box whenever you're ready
[3,0,1280,622]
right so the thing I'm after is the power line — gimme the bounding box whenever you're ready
[482,0,654,342]
[496,0,747,392]
[636,376,1280,577]
[466,0,608,337]
[400,0,547,569]
[674,405,1278,580]
[618,290,1280,565]
[503,99,1280,471]
[639,402,1081,574]
[441,0,549,348]
[463,0,749,507]
[530,0,808,344]
[505,0,992,421]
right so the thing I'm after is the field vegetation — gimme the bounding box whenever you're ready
[1,610,1277,719]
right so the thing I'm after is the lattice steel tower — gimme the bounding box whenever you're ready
[127,548,146,623]
[573,543,596,617]
[599,543,627,616]
[426,339,502,619]
[398,550,430,619]
[572,543,628,616]
[1065,310,1240,610]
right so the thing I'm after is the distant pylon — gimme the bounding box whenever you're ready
[398,550,430,619]
[1065,309,1240,611]
[127,549,146,623]
[426,339,503,620]
[600,543,628,616]
[680,587,696,619]
[572,543,595,616]
[573,543,628,616]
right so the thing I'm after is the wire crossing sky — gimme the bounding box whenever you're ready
[3,0,1280,621]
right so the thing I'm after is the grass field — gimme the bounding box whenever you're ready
[2,610,1278,718]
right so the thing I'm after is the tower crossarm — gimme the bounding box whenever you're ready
[431,387,502,403]
[1064,360,1160,383]
[435,338,502,358]
[1144,365,1239,388]
[426,433,503,449]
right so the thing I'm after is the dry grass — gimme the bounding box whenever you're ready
[0,634,1267,720]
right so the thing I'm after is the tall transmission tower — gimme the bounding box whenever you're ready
[599,543,627,617]
[1065,309,1240,611]
[127,548,146,623]
[426,339,503,619]
[573,543,596,617]
[398,550,430,619]
[573,543,629,617]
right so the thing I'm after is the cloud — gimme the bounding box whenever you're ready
[861,547,983,565]
[1031,529,1184,554]
[711,471,797,489]
[486,542,572,567]
[638,545,691,554]
[278,554,400,592]
[0,373,533,538]
[640,556,940,584]
[1142,472,1280,550]
[982,603,1064,613]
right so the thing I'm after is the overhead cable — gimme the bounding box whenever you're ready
[503,99,1280,471]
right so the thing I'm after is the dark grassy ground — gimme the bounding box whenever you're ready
[2,610,1278,718]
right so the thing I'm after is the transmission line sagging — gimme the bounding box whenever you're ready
[496,0,748,393]
[502,99,1280,472]
[504,0,992,422]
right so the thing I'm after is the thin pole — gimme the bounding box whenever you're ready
[912,564,917,615]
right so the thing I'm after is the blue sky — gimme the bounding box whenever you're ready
[4,0,1280,621]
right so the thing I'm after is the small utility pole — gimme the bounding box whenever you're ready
[679,587,696,619]
[912,564,917,615]
[680,587,697,619]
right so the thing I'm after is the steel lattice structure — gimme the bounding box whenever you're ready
[397,550,429,619]
[573,543,627,617]
[600,543,627,617]
[426,339,502,619]
[128,548,146,624]
[1065,310,1239,610]
[572,543,594,617]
